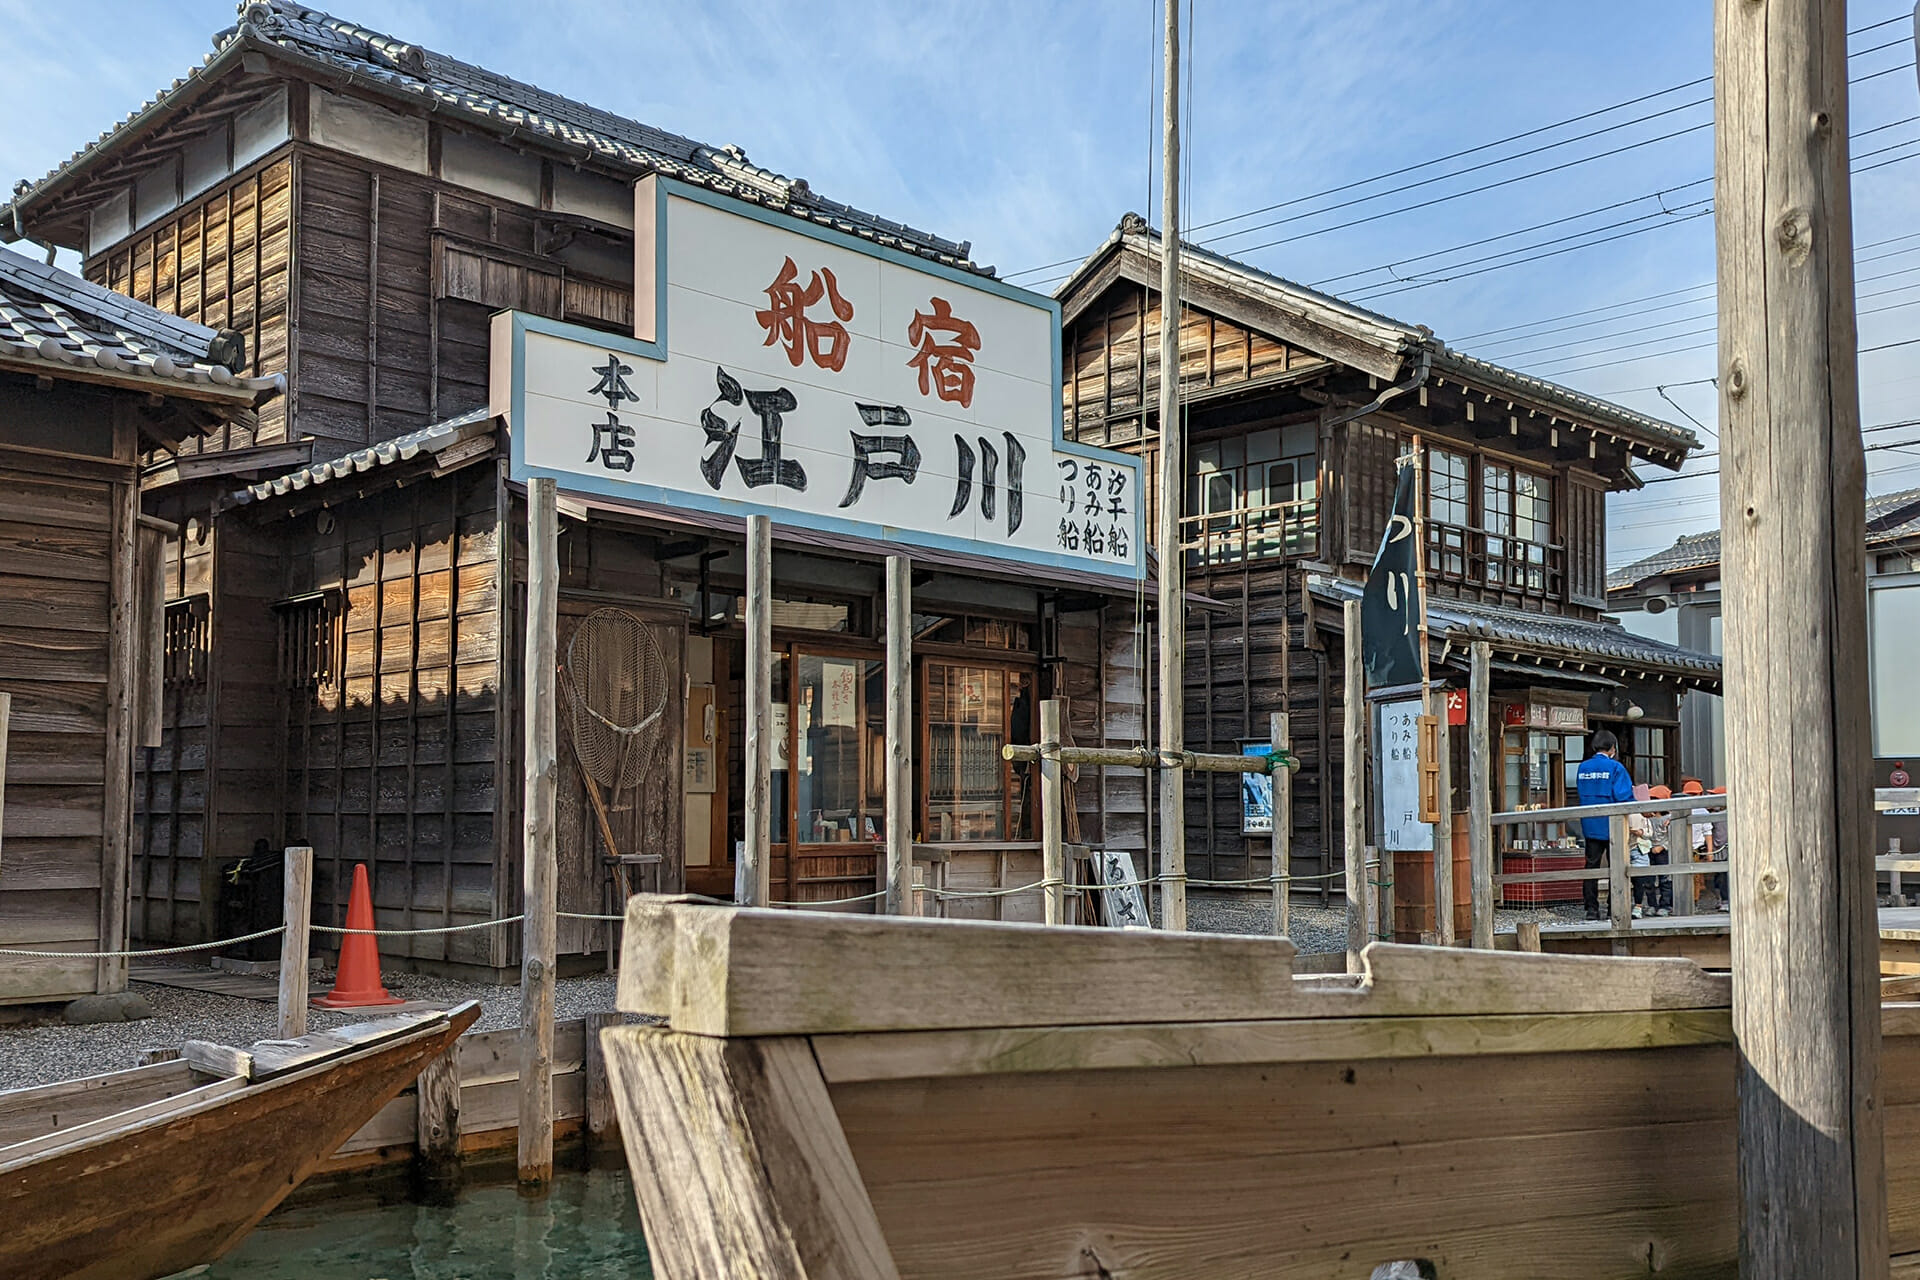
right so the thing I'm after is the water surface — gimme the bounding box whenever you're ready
[206,1165,652,1279]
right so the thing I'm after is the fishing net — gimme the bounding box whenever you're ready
[562,607,670,792]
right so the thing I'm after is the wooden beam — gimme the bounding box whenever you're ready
[1430,689,1455,946]
[584,1010,618,1144]
[1040,699,1065,925]
[414,1048,462,1186]
[99,454,137,995]
[0,691,9,875]
[277,846,312,1040]
[1469,642,1495,949]
[519,475,558,1188]
[1715,0,1886,1272]
[1272,711,1290,939]
[1156,0,1187,933]
[601,1026,903,1280]
[885,556,911,916]
[739,514,773,907]
[136,523,165,748]
[1343,599,1366,972]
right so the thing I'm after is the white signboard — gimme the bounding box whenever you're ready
[1377,698,1431,852]
[493,176,1143,579]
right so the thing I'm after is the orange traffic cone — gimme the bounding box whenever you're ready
[314,863,403,1009]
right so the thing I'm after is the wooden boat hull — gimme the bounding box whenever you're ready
[598,897,1920,1280]
[0,1005,478,1280]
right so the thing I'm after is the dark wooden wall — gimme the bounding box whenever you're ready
[134,522,214,942]
[0,383,138,1001]
[88,156,294,454]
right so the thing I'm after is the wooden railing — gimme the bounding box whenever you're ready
[1426,518,1563,601]
[1488,794,1730,932]
[1178,496,1318,566]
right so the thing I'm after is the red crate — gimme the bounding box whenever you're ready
[1501,851,1586,905]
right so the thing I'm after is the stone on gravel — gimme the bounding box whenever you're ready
[63,992,155,1025]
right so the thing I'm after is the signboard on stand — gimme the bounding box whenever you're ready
[1376,698,1432,852]
[491,175,1145,580]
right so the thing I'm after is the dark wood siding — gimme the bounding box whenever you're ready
[1566,473,1610,609]
[86,155,295,454]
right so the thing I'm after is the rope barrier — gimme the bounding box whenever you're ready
[0,925,288,960]
[313,916,524,937]
[767,888,890,908]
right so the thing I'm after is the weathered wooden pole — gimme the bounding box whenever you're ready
[1154,0,1187,932]
[1342,600,1366,972]
[1040,698,1065,925]
[1468,641,1495,949]
[1434,706,1455,946]
[277,846,313,1040]
[1716,1,1887,1272]
[884,556,912,915]
[1271,711,1291,939]
[0,691,11,863]
[738,514,773,908]
[519,475,558,1188]
[1608,812,1633,934]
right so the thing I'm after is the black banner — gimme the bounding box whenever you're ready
[1362,461,1424,689]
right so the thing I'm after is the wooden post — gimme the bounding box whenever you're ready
[738,515,773,908]
[277,846,313,1040]
[519,475,559,1188]
[1428,689,1455,946]
[585,1009,618,1143]
[1517,921,1542,953]
[1271,711,1290,940]
[1342,600,1366,972]
[136,524,165,749]
[414,1049,462,1186]
[98,462,136,995]
[1608,813,1632,934]
[0,691,10,866]
[1154,0,1187,933]
[1040,699,1065,925]
[1716,1,1887,1271]
[884,557,912,916]
[1468,642,1494,949]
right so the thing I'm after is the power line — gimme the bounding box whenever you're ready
[1004,16,1913,283]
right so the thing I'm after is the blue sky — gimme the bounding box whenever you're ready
[4,0,1917,568]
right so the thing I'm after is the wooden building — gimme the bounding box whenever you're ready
[0,246,280,1003]
[1055,216,1723,895]
[1,1,1149,973]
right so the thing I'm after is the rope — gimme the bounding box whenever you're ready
[767,889,890,907]
[313,915,524,937]
[0,925,287,960]
[558,911,626,923]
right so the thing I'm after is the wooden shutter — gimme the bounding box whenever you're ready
[1565,474,1608,609]
[1341,419,1403,566]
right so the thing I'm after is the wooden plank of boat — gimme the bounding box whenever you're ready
[603,899,1784,1279]
[616,896,1731,1038]
[0,1000,480,1280]
[0,1060,201,1148]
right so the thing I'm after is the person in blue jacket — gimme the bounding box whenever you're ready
[1575,730,1635,921]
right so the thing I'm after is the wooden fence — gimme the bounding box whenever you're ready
[1488,795,1731,932]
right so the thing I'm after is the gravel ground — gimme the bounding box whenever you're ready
[0,965,618,1092]
[1186,887,1584,950]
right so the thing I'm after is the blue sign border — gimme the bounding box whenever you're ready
[501,176,1146,582]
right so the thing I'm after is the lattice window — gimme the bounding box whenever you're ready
[274,591,341,690]
[162,595,210,689]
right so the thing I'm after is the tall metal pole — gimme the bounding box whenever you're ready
[518,475,558,1188]
[1155,0,1186,932]
[884,555,912,915]
[1716,1,1886,1273]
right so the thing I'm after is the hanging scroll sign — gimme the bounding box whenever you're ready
[1361,460,1424,689]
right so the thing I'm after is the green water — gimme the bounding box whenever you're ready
[205,1166,653,1279]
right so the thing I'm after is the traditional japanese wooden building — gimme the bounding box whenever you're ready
[1,1,1152,974]
[1055,216,1723,896]
[0,246,280,1003]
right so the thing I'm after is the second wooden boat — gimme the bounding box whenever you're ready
[0,1000,480,1280]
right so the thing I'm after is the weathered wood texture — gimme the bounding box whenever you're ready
[0,402,139,1002]
[0,1010,473,1280]
[616,898,1735,1039]
[1468,641,1494,948]
[1156,5,1186,934]
[520,476,558,1185]
[1715,1,1887,1275]
[884,556,911,916]
[87,157,294,452]
[741,514,772,907]
[1343,601,1365,969]
[278,845,312,1039]
[603,1026,902,1280]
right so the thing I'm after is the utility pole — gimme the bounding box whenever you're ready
[1716,1,1886,1274]
[1155,0,1186,931]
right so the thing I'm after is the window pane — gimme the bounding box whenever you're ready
[769,659,790,843]
[1282,422,1317,458]
[1873,582,1920,754]
[925,663,1012,842]
[1247,428,1280,463]
[794,654,878,844]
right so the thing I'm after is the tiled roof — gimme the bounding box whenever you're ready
[1608,485,1920,591]
[5,1,979,274]
[1061,218,1698,459]
[1308,573,1722,682]
[0,244,282,400]
[230,407,492,505]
